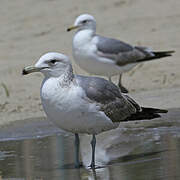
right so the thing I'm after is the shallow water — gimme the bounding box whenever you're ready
[0,109,180,180]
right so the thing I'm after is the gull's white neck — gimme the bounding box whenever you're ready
[58,64,74,87]
[43,64,74,88]
[73,29,95,49]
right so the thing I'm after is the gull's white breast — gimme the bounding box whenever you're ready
[40,77,116,134]
[72,30,137,77]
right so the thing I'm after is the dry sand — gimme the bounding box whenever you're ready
[0,0,179,125]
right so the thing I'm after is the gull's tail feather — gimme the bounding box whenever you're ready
[125,107,168,121]
[135,50,175,63]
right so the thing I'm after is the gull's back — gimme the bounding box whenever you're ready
[75,75,138,122]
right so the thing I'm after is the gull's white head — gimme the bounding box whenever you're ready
[23,52,71,77]
[67,14,96,32]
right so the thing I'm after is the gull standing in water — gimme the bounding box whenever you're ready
[67,14,174,93]
[22,52,167,168]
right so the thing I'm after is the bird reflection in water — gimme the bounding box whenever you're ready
[0,116,180,179]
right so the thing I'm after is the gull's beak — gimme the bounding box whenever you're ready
[22,66,43,75]
[67,25,79,32]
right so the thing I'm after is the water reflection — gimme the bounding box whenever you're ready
[0,109,180,179]
[0,128,179,179]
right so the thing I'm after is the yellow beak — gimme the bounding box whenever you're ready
[67,25,79,32]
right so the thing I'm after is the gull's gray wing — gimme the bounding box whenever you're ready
[96,35,133,54]
[96,35,154,66]
[75,75,139,122]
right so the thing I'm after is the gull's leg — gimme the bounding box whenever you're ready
[108,76,112,82]
[92,168,97,179]
[118,73,128,93]
[90,134,96,169]
[74,133,81,168]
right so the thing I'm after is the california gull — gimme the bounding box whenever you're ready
[67,14,174,93]
[22,52,168,168]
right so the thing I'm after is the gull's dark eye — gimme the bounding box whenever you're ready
[82,20,88,24]
[50,59,57,64]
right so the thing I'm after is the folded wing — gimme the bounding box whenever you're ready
[76,75,167,122]
[96,35,174,66]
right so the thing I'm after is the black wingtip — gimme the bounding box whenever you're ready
[141,107,168,114]
[135,50,175,63]
[124,107,168,121]
[166,50,175,54]
[157,109,168,113]
[153,50,175,57]
[156,50,175,54]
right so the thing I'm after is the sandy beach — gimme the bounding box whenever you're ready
[0,0,179,125]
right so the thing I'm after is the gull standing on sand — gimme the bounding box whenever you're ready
[22,52,167,168]
[67,14,174,93]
